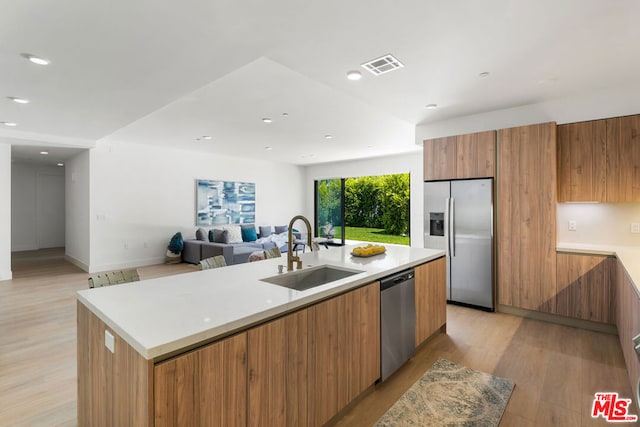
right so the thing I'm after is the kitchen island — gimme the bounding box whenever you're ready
[77,244,445,426]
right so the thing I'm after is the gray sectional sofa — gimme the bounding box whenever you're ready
[182,224,297,265]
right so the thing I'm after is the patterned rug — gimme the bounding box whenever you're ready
[375,359,515,427]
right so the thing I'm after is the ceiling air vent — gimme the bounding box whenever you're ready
[361,54,404,76]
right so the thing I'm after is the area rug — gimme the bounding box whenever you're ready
[375,358,515,427]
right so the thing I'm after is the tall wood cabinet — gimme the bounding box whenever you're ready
[606,114,640,202]
[557,120,606,202]
[497,122,557,313]
[556,253,615,324]
[615,260,640,399]
[424,131,496,180]
[415,256,446,347]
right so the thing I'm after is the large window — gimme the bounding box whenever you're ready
[314,173,410,246]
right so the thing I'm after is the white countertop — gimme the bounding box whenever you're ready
[557,242,640,296]
[77,245,445,360]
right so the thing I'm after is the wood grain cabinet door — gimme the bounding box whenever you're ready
[154,333,247,427]
[497,122,557,313]
[415,257,447,347]
[557,120,606,202]
[606,115,640,202]
[308,282,380,427]
[456,131,496,179]
[615,259,640,399]
[556,253,615,324]
[424,136,457,181]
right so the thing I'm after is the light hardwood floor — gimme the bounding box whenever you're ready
[1,249,636,426]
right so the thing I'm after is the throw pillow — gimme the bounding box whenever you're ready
[259,226,272,238]
[241,226,258,242]
[223,225,243,244]
[275,225,288,234]
[213,229,229,244]
[195,228,207,241]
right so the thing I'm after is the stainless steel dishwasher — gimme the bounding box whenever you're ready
[380,268,416,381]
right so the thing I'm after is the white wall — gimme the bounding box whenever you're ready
[304,151,424,247]
[10,163,65,251]
[89,141,305,272]
[65,150,91,270]
[0,144,11,280]
[557,203,640,247]
[416,83,640,142]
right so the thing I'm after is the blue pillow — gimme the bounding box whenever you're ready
[241,226,258,242]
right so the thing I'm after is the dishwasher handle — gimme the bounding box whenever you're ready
[380,270,414,291]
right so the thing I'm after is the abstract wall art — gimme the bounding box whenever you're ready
[196,180,255,226]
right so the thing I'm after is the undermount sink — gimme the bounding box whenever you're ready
[260,265,364,291]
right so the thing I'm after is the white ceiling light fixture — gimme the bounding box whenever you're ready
[479,71,490,78]
[282,112,289,117]
[21,53,50,65]
[202,136,212,140]
[425,103,438,109]
[361,54,404,76]
[40,151,49,155]
[265,146,273,150]
[324,134,333,139]
[8,97,30,104]
[262,118,272,123]
[57,163,64,167]
[346,70,362,81]
[1,121,17,127]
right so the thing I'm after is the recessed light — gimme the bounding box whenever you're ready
[265,146,273,150]
[479,72,490,78]
[425,104,438,109]
[57,163,64,167]
[8,97,30,104]
[346,70,362,81]
[1,121,17,127]
[324,135,333,139]
[282,112,289,117]
[262,118,272,123]
[40,151,49,155]
[202,136,212,140]
[21,53,50,65]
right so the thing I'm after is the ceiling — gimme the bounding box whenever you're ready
[1,0,639,165]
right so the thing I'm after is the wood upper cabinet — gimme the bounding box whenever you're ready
[424,131,496,180]
[556,253,615,324]
[308,282,380,427]
[154,332,247,427]
[557,120,607,202]
[497,122,557,313]
[415,257,446,347]
[606,115,640,202]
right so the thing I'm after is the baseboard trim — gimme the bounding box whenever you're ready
[89,256,166,274]
[65,254,89,272]
[0,270,13,282]
[497,304,618,335]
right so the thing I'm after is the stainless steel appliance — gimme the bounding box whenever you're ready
[424,178,494,311]
[380,268,416,381]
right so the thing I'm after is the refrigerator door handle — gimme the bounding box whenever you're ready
[490,203,494,238]
[450,197,456,257]
[444,197,451,257]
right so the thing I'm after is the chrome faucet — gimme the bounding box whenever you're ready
[287,215,313,271]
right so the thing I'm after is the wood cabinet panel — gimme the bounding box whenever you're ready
[424,136,457,181]
[415,257,447,347]
[248,310,308,427]
[606,115,640,202]
[77,303,153,427]
[456,130,496,178]
[556,253,615,324]
[557,120,606,202]
[154,333,247,427]
[497,122,557,313]
[615,260,640,399]
[308,282,380,427]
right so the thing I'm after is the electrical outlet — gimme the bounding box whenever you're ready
[105,330,115,353]
[632,223,640,234]
[568,220,577,231]
[123,242,129,249]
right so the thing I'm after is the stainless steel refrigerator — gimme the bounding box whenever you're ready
[424,178,494,311]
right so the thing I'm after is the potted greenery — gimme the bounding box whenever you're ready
[322,223,336,239]
[166,232,184,264]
